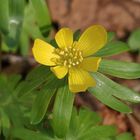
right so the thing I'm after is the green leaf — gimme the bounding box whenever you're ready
[99,59,140,79]
[31,80,57,124]
[52,84,74,138]
[1,41,17,52]
[67,108,79,138]
[73,29,81,41]
[0,75,12,105]
[128,28,140,51]
[19,28,30,56]
[4,0,25,47]
[0,108,10,138]
[30,0,52,37]
[23,3,45,40]
[7,74,21,91]
[107,32,116,42]
[94,41,129,57]
[88,73,140,112]
[76,108,102,139]
[16,66,52,97]
[66,108,117,140]
[116,133,135,140]
[78,108,102,131]
[0,0,9,34]
[12,128,51,140]
[5,104,24,128]
[67,108,102,140]
[93,72,140,103]
[79,125,117,140]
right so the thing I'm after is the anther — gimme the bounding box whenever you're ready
[60,51,64,55]
[64,47,68,52]
[70,53,73,57]
[72,48,76,51]
[72,63,76,66]
[64,60,67,66]
[53,44,83,68]
[76,61,79,65]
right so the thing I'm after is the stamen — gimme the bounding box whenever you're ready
[59,51,64,55]
[64,60,67,66]
[52,42,83,68]
[76,61,79,65]
[72,63,76,66]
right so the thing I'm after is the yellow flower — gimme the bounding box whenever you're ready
[32,25,107,93]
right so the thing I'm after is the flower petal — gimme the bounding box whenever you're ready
[78,57,101,72]
[32,39,58,66]
[50,66,68,79]
[68,68,96,93]
[77,25,107,57]
[55,28,73,48]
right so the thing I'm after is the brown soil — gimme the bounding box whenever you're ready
[47,0,140,38]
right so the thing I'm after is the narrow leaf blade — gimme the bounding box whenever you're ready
[99,59,140,79]
[4,0,25,47]
[89,73,136,112]
[94,41,129,57]
[31,81,57,124]
[95,73,140,103]
[52,84,74,138]
[0,0,9,34]
[30,0,51,36]
[128,28,140,51]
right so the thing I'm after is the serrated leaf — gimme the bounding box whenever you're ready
[94,41,129,57]
[78,108,102,131]
[99,59,140,79]
[128,28,140,51]
[67,108,102,140]
[66,107,117,140]
[52,84,74,138]
[89,73,138,112]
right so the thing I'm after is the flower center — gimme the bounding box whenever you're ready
[53,43,83,68]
